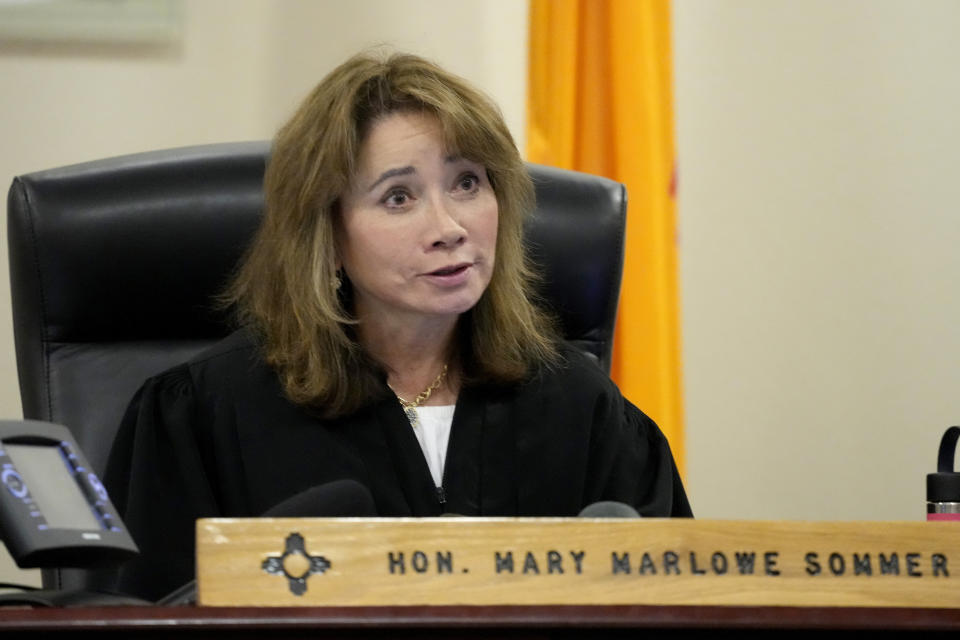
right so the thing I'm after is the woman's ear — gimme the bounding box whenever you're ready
[331,201,344,273]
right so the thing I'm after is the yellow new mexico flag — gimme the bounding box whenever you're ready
[527,0,684,471]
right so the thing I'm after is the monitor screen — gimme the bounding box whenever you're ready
[5,443,101,531]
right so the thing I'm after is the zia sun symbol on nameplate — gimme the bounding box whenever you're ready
[262,532,331,595]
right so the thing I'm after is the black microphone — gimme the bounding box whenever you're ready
[261,479,378,517]
[577,501,641,518]
[157,479,377,606]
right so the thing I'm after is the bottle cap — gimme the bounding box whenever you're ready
[927,426,960,503]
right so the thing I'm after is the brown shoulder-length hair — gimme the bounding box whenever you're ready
[224,50,559,417]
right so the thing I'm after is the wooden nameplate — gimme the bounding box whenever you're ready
[195,518,960,608]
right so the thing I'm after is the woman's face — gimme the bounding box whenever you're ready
[337,110,499,330]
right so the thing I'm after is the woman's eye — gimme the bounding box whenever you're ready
[383,189,409,208]
[456,173,480,193]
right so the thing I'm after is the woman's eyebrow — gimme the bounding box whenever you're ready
[366,156,472,192]
[367,165,415,192]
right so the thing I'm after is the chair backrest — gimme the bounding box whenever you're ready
[7,142,626,591]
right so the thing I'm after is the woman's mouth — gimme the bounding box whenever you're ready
[429,263,471,277]
[424,262,473,286]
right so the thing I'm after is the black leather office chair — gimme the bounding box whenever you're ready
[7,142,626,592]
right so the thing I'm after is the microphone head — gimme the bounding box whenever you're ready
[577,501,641,518]
[261,479,378,518]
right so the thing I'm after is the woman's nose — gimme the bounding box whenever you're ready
[427,198,466,248]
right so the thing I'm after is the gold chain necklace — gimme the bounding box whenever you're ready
[391,365,448,428]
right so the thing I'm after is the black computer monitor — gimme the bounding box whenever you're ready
[0,420,137,568]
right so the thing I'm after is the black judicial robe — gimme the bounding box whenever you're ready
[103,329,692,600]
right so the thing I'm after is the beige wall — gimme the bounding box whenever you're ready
[0,0,528,590]
[675,0,960,520]
[1,0,958,592]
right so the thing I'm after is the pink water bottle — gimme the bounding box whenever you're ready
[927,426,960,521]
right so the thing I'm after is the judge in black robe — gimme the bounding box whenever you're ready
[104,329,691,601]
[102,51,692,603]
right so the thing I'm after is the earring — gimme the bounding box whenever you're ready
[332,268,343,290]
